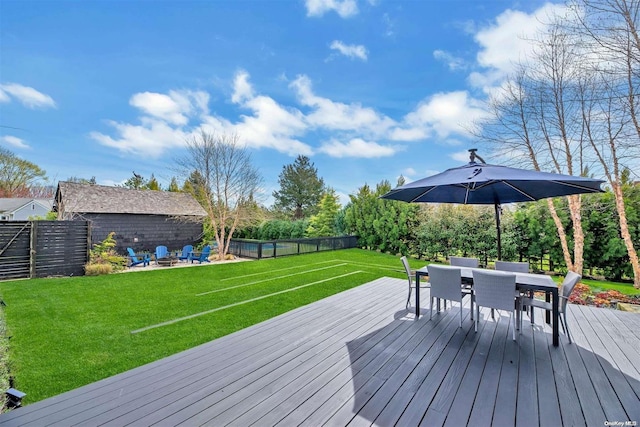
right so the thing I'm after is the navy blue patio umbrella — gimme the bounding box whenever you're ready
[380,149,605,259]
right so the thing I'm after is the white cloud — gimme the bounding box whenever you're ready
[305,0,358,18]
[472,3,570,88]
[433,50,465,71]
[128,90,209,126]
[291,75,395,135]
[231,70,254,104]
[130,92,187,126]
[452,150,473,162]
[392,91,488,141]
[329,40,368,61]
[90,118,191,158]
[382,13,395,37]
[0,83,56,109]
[319,138,399,158]
[1,135,30,149]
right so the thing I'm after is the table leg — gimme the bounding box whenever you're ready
[545,291,551,324]
[415,273,420,319]
[552,288,559,347]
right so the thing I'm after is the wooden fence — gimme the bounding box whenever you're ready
[227,236,358,260]
[0,221,90,280]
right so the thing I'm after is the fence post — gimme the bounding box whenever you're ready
[29,221,37,279]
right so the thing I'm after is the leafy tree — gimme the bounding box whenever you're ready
[147,174,160,190]
[0,147,47,197]
[306,189,341,237]
[344,179,419,255]
[66,176,96,185]
[122,171,146,190]
[272,155,325,219]
[167,177,180,192]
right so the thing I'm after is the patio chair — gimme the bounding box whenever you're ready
[472,269,520,341]
[126,247,150,267]
[428,264,473,328]
[401,256,437,310]
[178,245,193,262]
[520,271,581,343]
[190,245,211,264]
[495,260,529,273]
[155,245,168,264]
[449,256,479,268]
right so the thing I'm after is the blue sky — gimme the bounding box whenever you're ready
[1,0,566,206]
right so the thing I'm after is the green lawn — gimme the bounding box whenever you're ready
[580,278,640,295]
[1,248,634,405]
[0,249,410,404]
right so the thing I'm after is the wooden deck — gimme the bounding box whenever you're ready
[1,277,639,426]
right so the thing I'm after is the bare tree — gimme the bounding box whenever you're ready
[570,0,640,287]
[177,131,263,260]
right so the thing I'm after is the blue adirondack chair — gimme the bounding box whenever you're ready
[190,245,211,264]
[178,245,193,262]
[155,245,168,264]
[127,248,150,267]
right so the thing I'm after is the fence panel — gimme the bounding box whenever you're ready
[0,222,31,280]
[0,221,89,280]
[227,236,357,260]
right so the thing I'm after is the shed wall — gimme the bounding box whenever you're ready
[84,214,204,254]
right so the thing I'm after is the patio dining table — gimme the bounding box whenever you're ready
[415,266,560,346]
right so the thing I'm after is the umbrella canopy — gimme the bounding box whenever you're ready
[381,150,605,259]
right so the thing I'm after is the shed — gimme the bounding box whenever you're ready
[0,198,53,220]
[54,182,207,254]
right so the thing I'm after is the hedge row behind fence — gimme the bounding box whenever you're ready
[0,221,90,280]
[227,236,358,259]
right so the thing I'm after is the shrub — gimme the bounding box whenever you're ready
[84,263,113,276]
[85,232,127,275]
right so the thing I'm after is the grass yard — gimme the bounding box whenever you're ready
[0,249,411,404]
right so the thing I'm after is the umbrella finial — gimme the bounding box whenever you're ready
[468,148,486,164]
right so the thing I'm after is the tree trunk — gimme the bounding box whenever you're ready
[612,182,640,288]
[546,199,575,272]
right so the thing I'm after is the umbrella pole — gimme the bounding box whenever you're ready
[495,203,502,260]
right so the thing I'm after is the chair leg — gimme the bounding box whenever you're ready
[491,308,495,320]
[512,312,516,341]
[430,297,433,320]
[562,311,572,344]
[475,305,479,332]
[406,287,412,309]
[459,303,462,328]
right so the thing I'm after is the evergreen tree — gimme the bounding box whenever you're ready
[168,177,180,192]
[306,189,341,237]
[272,155,325,219]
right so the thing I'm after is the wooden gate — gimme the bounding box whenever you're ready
[0,221,90,280]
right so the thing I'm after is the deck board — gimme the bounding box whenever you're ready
[1,277,639,427]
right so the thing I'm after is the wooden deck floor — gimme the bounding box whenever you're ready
[1,277,639,426]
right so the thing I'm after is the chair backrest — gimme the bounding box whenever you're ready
[127,247,138,261]
[181,245,193,257]
[449,256,479,268]
[428,264,463,302]
[400,256,413,286]
[472,270,517,312]
[200,245,211,260]
[495,261,529,273]
[560,271,582,313]
[155,245,168,259]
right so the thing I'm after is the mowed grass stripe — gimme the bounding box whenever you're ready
[131,271,365,334]
[196,263,348,296]
[219,260,338,281]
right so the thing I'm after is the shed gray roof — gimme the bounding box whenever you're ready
[56,182,207,216]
